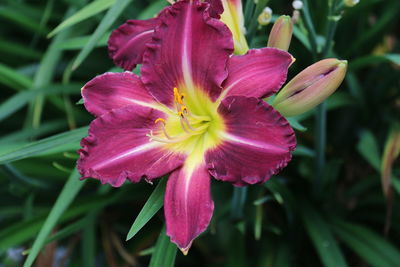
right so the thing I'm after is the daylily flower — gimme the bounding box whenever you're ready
[78,0,296,253]
[108,0,249,71]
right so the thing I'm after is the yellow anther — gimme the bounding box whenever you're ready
[179,94,185,104]
[154,118,166,124]
[180,106,187,114]
[173,87,180,102]
[173,87,185,105]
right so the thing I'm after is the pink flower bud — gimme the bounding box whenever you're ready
[272,58,347,117]
[267,15,293,51]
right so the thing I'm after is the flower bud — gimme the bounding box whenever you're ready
[220,0,249,55]
[272,58,347,117]
[257,7,273,26]
[267,15,293,51]
[344,0,359,7]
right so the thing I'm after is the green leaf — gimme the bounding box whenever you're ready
[350,54,400,70]
[23,169,85,267]
[0,127,88,164]
[24,217,89,255]
[287,117,307,132]
[137,0,167,20]
[0,6,45,34]
[149,226,177,267]
[326,92,353,110]
[0,91,36,122]
[0,190,128,254]
[345,1,400,57]
[345,71,365,106]
[54,34,109,50]
[332,221,400,267]
[300,201,348,267]
[385,54,400,65]
[29,10,74,128]
[392,176,400,195]
[293,25,312,51]
[0,63,32,91]
[0,84,80,122]
[48,0,116,38]
[0,120,66,144]
[72,0,133,70]
[292,145,315,157]
[126,178,167,240]
[82,212,97,267]
[0,40,42,60]
[357,130,381,171]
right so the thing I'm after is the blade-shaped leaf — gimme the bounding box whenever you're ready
[23,169,85,267]
[0,63,32,91]
[332,220,400,267]
[300,200,348,267]
[48,0,116,37]
[149,226,177,267]
[55,34,109,50]
[357,130,381,171]
[72,0,133,70]
[287,117,307,132]
[0,84,80,122]
[126,178,167,241]
[0,126,88,164]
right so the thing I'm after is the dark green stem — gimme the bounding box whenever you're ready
[231,187,248,220]
[246,0,269,45]
[314,103,327,192]
[314,0,341,194]
[301,0,318,60]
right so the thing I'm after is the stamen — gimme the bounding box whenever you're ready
[182,116,200,132]
[180,117,191,134]
[147,86,213,145]
[147,131,193,144]
[184,110,211,122]
[154,118,172,139]
[154,118,166,124]
[183,117,210,133]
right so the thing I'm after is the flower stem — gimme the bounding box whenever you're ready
[231,187,248,220]
[301,0,318,61]
[314,102,326,192]
[247,0,269,46]
[315,0,338,193]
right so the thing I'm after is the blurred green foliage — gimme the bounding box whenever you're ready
[0,0,399,266]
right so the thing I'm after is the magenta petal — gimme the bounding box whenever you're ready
[206,96,296,186]
[142,0,233,107]
[165,162,214,252]
[205,0,224,18]
[78,105,185,187]
[81,72,155,117]
[108,18,159,70]
[221,48,293,99]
